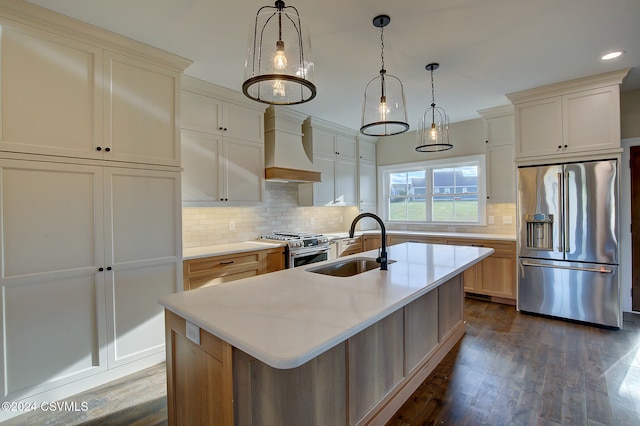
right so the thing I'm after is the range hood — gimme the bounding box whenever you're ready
[264,106,321,183]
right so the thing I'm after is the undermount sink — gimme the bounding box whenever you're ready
[306,257,396,277]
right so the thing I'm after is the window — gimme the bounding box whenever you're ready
[379,155,486,224]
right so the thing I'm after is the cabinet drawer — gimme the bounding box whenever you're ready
[446,239,514,257]
[185,252,261,274]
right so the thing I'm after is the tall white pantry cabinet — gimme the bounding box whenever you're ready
[0,2,190,418]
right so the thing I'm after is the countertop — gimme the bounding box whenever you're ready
[325,230,516,241]
[160,242,494,369]
[183,240,286,260]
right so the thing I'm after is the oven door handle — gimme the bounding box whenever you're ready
[290,247,330,258]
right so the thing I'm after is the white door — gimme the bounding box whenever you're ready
[0,159,107,401]
[223,139,264,203]
[103,167,181,367]
[103,52,180,166]
[181,129,222,205]
[0,26,103,160]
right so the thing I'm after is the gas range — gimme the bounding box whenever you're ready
[260,231,330,250]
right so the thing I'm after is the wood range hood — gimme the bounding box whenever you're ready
[264,106,321,183]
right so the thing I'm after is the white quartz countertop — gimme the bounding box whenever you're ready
[183,240,286,260]
[160,242,494,369]
[326,230,516,241]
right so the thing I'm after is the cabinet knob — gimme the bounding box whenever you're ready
[105,147,111,152]
[107,266,112,271]
[98,267,104,272]
[96,146,102,151]
[558,145,562,149]
[564,144,568,148]
[219,127,228,131]
[485,140,489,144]
[335,151,339,155]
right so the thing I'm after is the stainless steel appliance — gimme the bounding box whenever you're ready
[261,232,330,268]
[517,159,620,327]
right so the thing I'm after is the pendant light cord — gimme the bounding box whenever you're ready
[380,23,385,72]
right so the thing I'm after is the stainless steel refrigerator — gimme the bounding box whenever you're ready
[517,159,620,328]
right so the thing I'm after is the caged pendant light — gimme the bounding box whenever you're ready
[360,15,409,137]
[416,63,452,152]
[243,0,316,105]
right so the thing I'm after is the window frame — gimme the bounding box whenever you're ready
[378,154,487,226]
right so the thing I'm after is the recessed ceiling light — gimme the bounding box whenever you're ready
[601,50,624,61]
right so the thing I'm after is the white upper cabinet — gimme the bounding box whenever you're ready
[299,117,357,206]
[180,77,266,206]
[507,68,630,162]
[104,52,181,166]
[0,24,184,167]
[478,105,516,203]
[0,25,103,160]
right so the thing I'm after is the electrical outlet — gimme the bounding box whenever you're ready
[229,220,235,230]
[186,321,200,345]
[488,215,495,224]
[502,216,512,224]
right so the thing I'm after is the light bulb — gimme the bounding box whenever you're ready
[379,96,389,121]
[429,123,438,141]
[274,41,287,70]
[273,79,286,97]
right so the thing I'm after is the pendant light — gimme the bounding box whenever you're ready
[243,0,316,105]
[360,15,409,137]
[416,63,452,152]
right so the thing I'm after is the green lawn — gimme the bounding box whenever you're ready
[389,200,478,222]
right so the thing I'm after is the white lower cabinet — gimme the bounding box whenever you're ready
[0,159,181,402]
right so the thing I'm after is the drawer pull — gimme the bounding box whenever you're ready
[472,244,484,247]
[220,260,235,265]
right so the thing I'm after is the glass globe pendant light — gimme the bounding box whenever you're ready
[360,15,409,137]
[416,63,452,152]
[243,0,316,105]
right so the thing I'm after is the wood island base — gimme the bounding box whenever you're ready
[164,274,465,426]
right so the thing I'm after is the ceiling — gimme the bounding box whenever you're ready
[25,0,640,132]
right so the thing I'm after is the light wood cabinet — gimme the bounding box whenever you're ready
[507,69,630,161]
[336,236,363,257]
[0,26,182,167]
[165,273,464,426]
[183,246,287,291]
[299,117,357,206]
[181,78,266,206]
[446,238,516,302]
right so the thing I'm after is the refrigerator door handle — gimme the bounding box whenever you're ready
[557,172,564,253]
[564,171,570,253]
[521,260,614,274]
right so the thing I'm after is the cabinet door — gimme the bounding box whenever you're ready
[335,159,357,205]
[312,156,336,205]
[486,145,515,203]
[223,102,263,143]
[484,115,514,147]
[181,130,222,205]
[312,128,337,157]
[480,254,516,299]
[359,162,377,205]
[0,26,103,160]
[335,135,356,160]
[358,140,376,163]
[104,52,180,166]
[104,168,181,367]
[562,86,620,153]
[181,90,222,134]
[515,97,563,158]
[223,139,264,202]
[0,160,107,400]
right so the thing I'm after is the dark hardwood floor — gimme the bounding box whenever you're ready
[5,299,640,425]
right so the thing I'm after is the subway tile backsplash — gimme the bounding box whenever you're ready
[183,183,517,249]
[183,182,359,248]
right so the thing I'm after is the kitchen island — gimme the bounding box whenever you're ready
[159,242,493,425]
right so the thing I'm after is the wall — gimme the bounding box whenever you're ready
[376,118,517,235]
[183,182,359,248]
[622,89,640,139]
